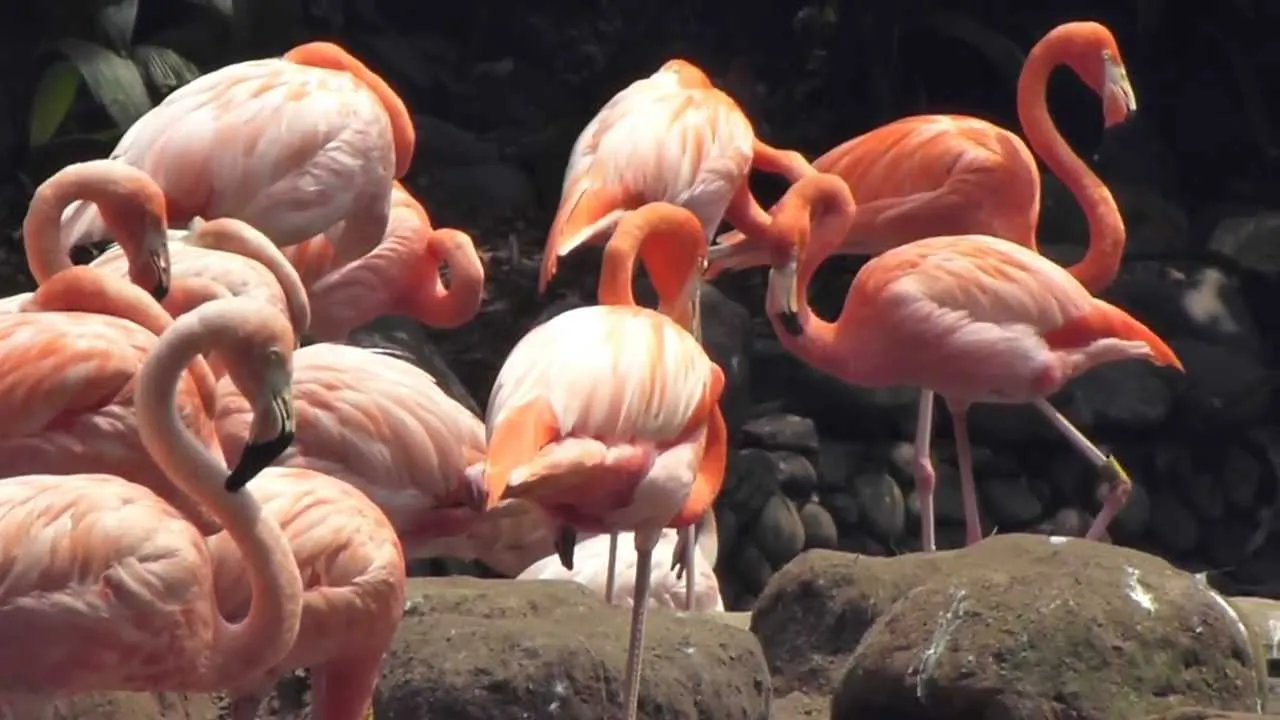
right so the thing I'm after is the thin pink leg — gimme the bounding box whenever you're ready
[946,399,985,546]
[912,390,939,552]
[622,529,660,720]
[605,532,619,604]
[1031,398,1131,541]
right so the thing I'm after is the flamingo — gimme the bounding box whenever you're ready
[1,160,172,311]
[537,58,813,336]
[757,173,1181,550]
[206,470,406,720]
[59,41,415,266]
[279,183,486,342]
[0,297,307,719]
[0,266,223,533]
[708,21,1136,550]
[478,202,728,720]
[212,342,490,558]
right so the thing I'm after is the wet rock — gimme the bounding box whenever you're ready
[697,283,755,436]
[979,474,1044,529]
[851,472,905,541]
[1030,507,1097,538]
[377,578,771,719]
[1170,338,1271,432]
[719,449,783,523]
[730,542,775,595]
[1210,210,1280,278]
[752,493,806,568]
[816,440,860,489]
[831,534,1264,719]
[772,451,819,500]
[1109,480,1152,541]
[1148,491,1201,555]
[740,413,820,454]
[797,501,838,550]
[412,113,502,165]
[43,693,219,720]
[820,490,860,531]
[425,162,537,223]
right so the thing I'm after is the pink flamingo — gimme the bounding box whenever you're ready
[0,297,307,719]
[537,58,811,337]
[280,183,486,342]
[755,174,1182,549]
[480,202,728,720]
[1,160,172,311]
[206,469,406,720]
[0,266,223,533]
[213,342,490,558]
[59,42,415,266]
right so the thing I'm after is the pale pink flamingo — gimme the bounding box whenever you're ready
[537,58,812,339]
[757,174,1182,550]
[0,297,308,719]
[279,183,485,343]
[59,41,416,266]
[205,469,406,720]
[479,202,728,719]
[213,342,490,558]
[0,160,172,312]
[0,266,223,533]
[91,216,312,338]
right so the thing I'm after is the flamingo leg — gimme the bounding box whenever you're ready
[605,531,619,604]
[622,528,660,720]
[912,389,939,552]
[945,399,985,546]
[1031,398,1132,541]
[683,524,696,612]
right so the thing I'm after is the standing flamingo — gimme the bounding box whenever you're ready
[59,41,415,266]
[1,160,172,312]
[0,266,223,533]
[537,58,812,338]
[213,342,490,558]
[758,174,1181,550]
[0,297,307,719]
[206,469,405,720]
[281,188,485,342]
[480,202,728,720]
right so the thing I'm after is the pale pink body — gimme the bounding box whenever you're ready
[282,188,485,342]
[213,342,488,557]
[206,470,406,720]
[59,45,414,266]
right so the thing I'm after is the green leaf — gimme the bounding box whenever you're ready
[53,38,153,130]
[28,61,83,147]
[94,0,139,53]
[132,45,202,96]
[179,0,234,17]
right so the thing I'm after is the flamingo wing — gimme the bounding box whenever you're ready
[0,314,153,436]
[61,59,396,248]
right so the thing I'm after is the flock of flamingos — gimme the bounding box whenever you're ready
[0,16,1188,720]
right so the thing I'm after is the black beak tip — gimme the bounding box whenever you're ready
[776,311,803,337]
[151,278,170,302]
[224,431,294,492]
[554,525,577,571]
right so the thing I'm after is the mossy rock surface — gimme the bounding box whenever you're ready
[830,534,1263,720]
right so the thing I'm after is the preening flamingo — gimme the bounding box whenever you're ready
[2,160,172,311]
[0,266,223,533]
[92,216,312,338]
[708,22,1135,550]
[213,342,490,558]
[537,58,812,339]
[280,185,485,343]
[206,470,405,720]
[0,297,307,719]
[759,174,1181,550]
[60,41,415,266]
[480,202,728,720]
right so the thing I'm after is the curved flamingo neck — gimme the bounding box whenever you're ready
[404,228,485,329]
[597,203,706,331]
[188,218,312,338]
[1017,32,1125,292]
[134,303,302,687]
[284,43,416,177]
[24,162,165,285]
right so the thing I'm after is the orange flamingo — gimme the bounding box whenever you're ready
[280,183,486,342]
[213,342,490,558]
[0,297,307,718]
[206,469,406,720]
[536,58,812,335]
[758,174,1181,550]
[2,160,172,311]
[92,217,312,338]
[479,202,728,720]
[60,42,415,266]
[0,266,223,533]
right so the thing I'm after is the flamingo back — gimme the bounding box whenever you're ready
[60,59,396,249]
[0,474,216,691]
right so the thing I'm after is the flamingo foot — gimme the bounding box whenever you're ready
[1084,455,1132,543]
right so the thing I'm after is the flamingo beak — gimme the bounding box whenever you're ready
[704,233,773,280]
[769,254,802,336]
[554,524,578,571]
[226,389,295,492]
[136,222,171,302]
[1102,57,1136,128]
